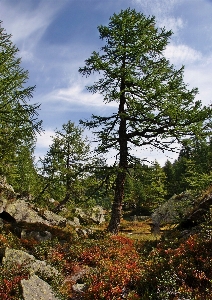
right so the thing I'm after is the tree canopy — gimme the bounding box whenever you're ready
[79,8,212,233]
[0,21,42,178]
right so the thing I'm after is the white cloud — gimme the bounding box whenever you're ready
[159,17,184,33]
[36,129,55,148]
[133,0,184,16]
[184,60,212,105]
[132,0,185,36]
[0,0,65,43]
[46,83,117,109]
[164,44,202,65]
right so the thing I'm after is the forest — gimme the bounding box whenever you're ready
[1,8,212,299]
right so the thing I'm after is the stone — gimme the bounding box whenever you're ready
[72,283,86,293]
[21,275,59,300]
[151,191,194,227]
[67,217,81,227]
[5,200,49,224]
[25,230,52,242]
[2,248,59,279]
[0,196,7,213]
[74,206,105,225]
[42,210,67,227]
[90,205,105,224]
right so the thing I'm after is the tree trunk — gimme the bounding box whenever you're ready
[107,170,126,233]
[108,69,127,234]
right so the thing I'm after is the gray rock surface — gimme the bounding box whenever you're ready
[5,200,49,224]
[2,248,59,278]
[21,275,59,300]
[20,229,52,242]
[43,210,67,227]
[0,196,7,213]
[75,205,105,225]
[152,191,194,226]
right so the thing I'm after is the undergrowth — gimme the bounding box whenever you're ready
[1,219,212,299]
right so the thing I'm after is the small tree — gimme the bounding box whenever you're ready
[40,121,91,207]
[79,9,212,233]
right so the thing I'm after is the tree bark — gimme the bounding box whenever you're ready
[107,170,126,233]
[108,68,128,233]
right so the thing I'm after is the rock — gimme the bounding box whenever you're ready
[2,248,59,279]
[74,206,105,225]
[75,227,94,237]
[151,191,194,227]
[5,199,68,227]
[76,228,88,237]
[67,217,81,227]
[90,206,105,224]
[179,192,212,229]
[21,275,59,300]
[21,230,52,242]
[42,210,67,227]
[5,200,49,224]
[0,176,16,199]
[72,283,86,293]
[0,196,7,213]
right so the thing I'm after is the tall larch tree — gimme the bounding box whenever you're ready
[79,9,212,233]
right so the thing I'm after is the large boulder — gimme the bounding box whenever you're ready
[90,205,106,224]
[179,189,212,228]
[151,191,194,227]
[2,248,59,279]
[5,199,67,228]
[5,200,48,224]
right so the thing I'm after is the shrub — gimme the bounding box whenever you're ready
[0,263,30,300]
[80,235,141,299]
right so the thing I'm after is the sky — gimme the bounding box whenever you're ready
[0,0,212,166]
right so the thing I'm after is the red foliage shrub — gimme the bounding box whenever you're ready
[80,235,141,299]
[0,263,30,300]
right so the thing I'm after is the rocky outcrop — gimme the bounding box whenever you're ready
[5,199,48,224]
[152,191,194,227]
[0,179,107,300]
[179,191,212,228]
[0,196,7,213]
[2,248,59,279]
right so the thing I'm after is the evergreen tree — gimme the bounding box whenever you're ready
[79,9,212,233]
[8,142,38,196]
[163,159,176,199]
[39,121,91,207]
[0,21,42,179]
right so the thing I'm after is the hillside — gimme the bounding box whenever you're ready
[0,179,212,300]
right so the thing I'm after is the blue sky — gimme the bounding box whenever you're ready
[0,0,212,165]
